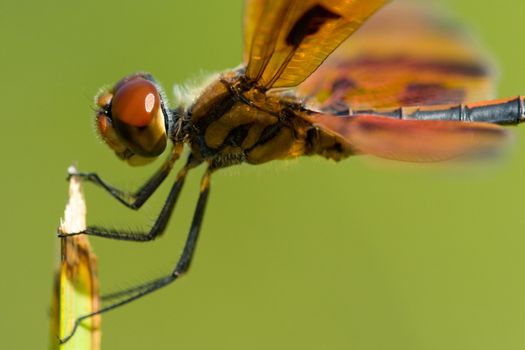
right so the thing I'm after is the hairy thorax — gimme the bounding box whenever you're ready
[186,71,304,167]
[186,70,354,168]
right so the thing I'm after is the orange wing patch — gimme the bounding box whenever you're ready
[297,1,495,112]
[306,114,509,162]
[243,0,389,90]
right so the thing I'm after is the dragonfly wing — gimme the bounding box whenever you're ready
[297,0,496,111]
[243,0,389,89]
[305,113,510,162]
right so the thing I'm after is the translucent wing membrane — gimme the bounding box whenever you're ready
[307,114,510,162]
[297,0,496,111]
[243,0,388,89]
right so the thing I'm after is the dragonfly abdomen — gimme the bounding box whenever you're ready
[351,96,525,125]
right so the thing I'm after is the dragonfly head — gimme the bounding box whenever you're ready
[95,73,171,166]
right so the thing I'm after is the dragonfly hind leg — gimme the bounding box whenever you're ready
[58,166,214,344]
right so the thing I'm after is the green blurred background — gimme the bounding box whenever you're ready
[3,0,525,349]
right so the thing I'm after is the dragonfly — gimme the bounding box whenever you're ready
[59,0,524,343]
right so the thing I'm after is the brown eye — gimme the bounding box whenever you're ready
[111,77,160,127]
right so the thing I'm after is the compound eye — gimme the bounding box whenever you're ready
[111,77,160,127]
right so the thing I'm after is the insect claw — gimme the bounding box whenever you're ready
[56,227,83,238]
[57,325,77,345]
[56,333,69,345]
[66,166,80,181]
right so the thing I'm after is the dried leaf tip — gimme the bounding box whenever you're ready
[50,166,101,350]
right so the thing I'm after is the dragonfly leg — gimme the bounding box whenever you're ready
[173,167,212,275]
[58,156,200,241]
[69,144,184,210]
[58,167,214,344]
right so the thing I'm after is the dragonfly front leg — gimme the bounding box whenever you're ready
[69,144,183,210]
[58,156,200,241]
[59,166,214,344]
